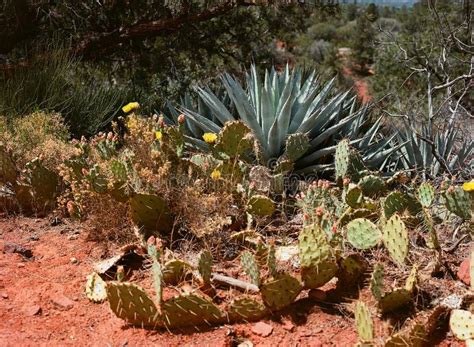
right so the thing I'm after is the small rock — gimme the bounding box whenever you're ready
[67,234,79,241]
[1,293,8,299]
[23,304,42,316]
[237,340,253,347]
[458,258,471,286]
[51,294,74,310]
[70,257,78,264]
[18,263,25,268]
[252,322,273,337]
[3,242,33,258]
[308,289,327,301]
[28,235,39,241]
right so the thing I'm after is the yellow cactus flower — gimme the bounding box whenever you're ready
[202,132,218,144]
[210,169,221,180]
[155,131,163,141]
[463,181,474,192]
[122,102,140,113]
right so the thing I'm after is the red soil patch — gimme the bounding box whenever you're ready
[0,217,357,346]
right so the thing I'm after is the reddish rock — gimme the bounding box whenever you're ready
[281,319,295,332]
[252,322,273,337]
[458,258,471,286]
[50,294,74,310]
[23,304,42,316]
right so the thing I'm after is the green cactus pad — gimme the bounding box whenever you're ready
[345,184,363,208]
[355,301,374,343]
[228,297,269,322]
[444,187,472,220]
[130,193,173,234]
[346,218,382,250]
[338,208,375,226]
[284,133,310,162]
[85,272,107,303]
[241,250,260,286]
[379,289,412,314]
[417,182,435,208]
[151,260,163,304]
[215,160,244,182]
[0,146,17,184]
[162,259,193,285]
[106,282,161,328]
[335,139,366,182]
[449,309,474,340]
[358,175,387,198]
[370,263,384,301]
[86,164,108,193]
[404,264,418,293]
[189,154,219,174]
[383,192,422,219]
[161,292,225,328]
[299,224,337,288]
[198,250,213,286]
[217,121,253,158]
[337,254,368,288]
[382,214,409,265]
[247,195,275,217]
[267,243,277,278]
[25,159,61,211]
[110,159,128,183]
[260,274,302,311]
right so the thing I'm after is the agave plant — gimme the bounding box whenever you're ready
[168,65,398,174]
[395,122,473,178]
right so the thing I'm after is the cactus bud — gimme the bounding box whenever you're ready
[315,206,324,216]
[178,114,185,124]
[107,132,114,140]
[343,177,350,186]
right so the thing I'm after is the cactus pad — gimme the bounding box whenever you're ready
[358,175,387,198]
[260,274,302,311]
[444,187,472,220]
[0,146,16,184]
[417,182,435,207]
[217,121,253,158]
[151,260,163,304]
[337,254,368,288]
[346,218,382,250]
[198,250,213,286]
[247,195,275,217]
[299,224,337,288]
[161,293,225,328]
[345,184,363,208]
[355,301,374,343]
[162,259,193,285]
[382,214,409,265]
[228,297,269,322]
[130,193,173,234]
[383,191,421,219]
[335,139,366,182]
[450,310,474,340]
[241,250,260,286]
[85,272,107,303]
[106,282,160,328]
[284,133,310,162]
[404,264,418,292]
[370,263,384,301]
[379,289,413,314]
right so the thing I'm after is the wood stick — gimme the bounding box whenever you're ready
[211,273,259,293]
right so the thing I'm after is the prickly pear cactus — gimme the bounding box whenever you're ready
[383,191,421,219]
[370,263,384,301]
[284,133,310,162]
[106,282,161,328]
[358,175,387,198]
[450,310,474,341]
[228,297,269,322]
[85,164,108,193]
[217,121,253,158]
[162,259,193,285]
[335,139,366,182]
[161,292,226,328]
[382,214,409,265]
[417,182,435,208]
[298,223,338,288]
[198,250,213,286]
[337,254,368,288]
[355,301,374,343]
[241,250,260,286]
[346,218,382,250]
[260,274,302,311]
[267,243,277,278]
[151,260,163,304]
[24,158,61,212]
[444,186,472,220]
[378,288,413,314]
[404,264,418,292]
[471,248,474,291]
[85,272,107,303]
[130,193,173,235]
[247,195,275,217]
[421,207,439,250]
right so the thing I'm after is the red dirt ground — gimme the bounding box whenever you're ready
[0,216,359,346]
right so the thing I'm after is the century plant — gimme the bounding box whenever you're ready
[170,64,398,174]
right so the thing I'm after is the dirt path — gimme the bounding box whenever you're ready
[0,217,358,346]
